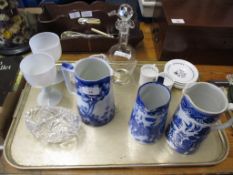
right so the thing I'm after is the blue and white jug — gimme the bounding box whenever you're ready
[166,82,233,154]
[61,56,115,126]
[129,81,171,144]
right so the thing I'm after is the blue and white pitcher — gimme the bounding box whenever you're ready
[129,81,171,143]
[61,56,115,126]
[166,82,233,154]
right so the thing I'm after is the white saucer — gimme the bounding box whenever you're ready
[174,83,185,89]
[164,59,199,85]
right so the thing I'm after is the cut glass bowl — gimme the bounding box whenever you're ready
[25,106,81,144]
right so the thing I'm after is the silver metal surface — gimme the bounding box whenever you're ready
[3,62,229,169]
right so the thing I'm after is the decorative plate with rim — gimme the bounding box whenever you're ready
[164,59,199,88]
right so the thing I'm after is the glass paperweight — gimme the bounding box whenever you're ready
[25,106,81,144]
[108,4,137,85]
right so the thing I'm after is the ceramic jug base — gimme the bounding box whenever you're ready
[129,128,163,144]
[81,111,115,127]
[132,136,161,144]
[81,117,113,126]
[165,133,201,155]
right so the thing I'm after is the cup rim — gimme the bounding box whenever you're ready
[140,64,159,78]
[73,56,113,82]
[183,82,228,115]
[20,53,55,76]
[29,32,60,51]
[137,82,171,111]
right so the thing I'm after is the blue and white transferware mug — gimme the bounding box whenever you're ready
[166,82,233,154]
[61,56,115,126]
[129,82,171,143]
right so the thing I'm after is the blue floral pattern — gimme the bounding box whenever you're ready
[76,76,115,126]
[166,96,219,154]
[129,101,169,144]
[80,106,115,126]
[181,96,219,124]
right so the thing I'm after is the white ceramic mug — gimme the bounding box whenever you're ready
[139,64,159,86]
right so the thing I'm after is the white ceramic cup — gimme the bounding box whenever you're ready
[20,53,56,88]
[157,72,174,90]
[29,32,61,62]
[139,64,159,86]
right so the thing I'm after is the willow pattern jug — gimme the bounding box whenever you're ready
[61,56,115,126]
[166,82,233,154]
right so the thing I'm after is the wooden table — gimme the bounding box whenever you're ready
[0,23,233,175]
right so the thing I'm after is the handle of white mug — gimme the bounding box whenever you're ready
[157,76,165,84]
[211,103,233,130]
[61,62,76,95]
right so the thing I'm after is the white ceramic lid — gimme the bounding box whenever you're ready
[164,59,199,85]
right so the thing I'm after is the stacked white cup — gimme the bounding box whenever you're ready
[29,32,62,62]
[20,32,63,106]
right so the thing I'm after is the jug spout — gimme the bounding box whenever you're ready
[182,82,196,95]
[101,60,113,78]
[183,82,203,102]
[100,58,113,78]
[181,82,229,115]
[182,82,204,110]
[88,54,114,77]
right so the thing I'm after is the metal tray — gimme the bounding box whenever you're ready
[3,62,229,169]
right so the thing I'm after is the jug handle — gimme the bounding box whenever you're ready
[61,62,76,95]
[88,54,107,60]
[211,103,233,130]
[157,76,165,85]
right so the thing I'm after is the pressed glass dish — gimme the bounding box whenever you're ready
[25,106,81,144]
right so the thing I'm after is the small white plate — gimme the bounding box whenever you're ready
[164,59,199,84]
